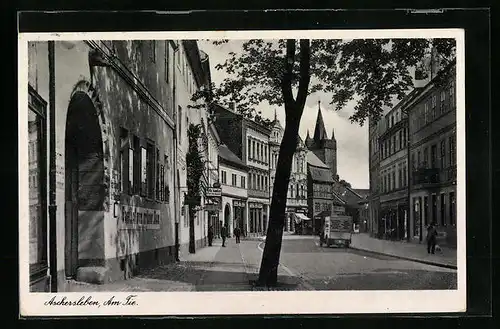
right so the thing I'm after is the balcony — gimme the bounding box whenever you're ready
[248,189,269,199]
[412,167,439,185]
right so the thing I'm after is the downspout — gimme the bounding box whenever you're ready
[48,41,58,292]
[172,42,180,261]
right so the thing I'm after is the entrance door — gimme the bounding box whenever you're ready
[64,91,105,279]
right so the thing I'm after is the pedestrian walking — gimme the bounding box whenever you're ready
[208,225,214,246]
[426,221,438,254]
[221,224,227,247]
[233,226,241,244]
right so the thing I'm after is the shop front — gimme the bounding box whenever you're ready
[248,202,266,235]
[285,207,308,233]
[233,199,247,236]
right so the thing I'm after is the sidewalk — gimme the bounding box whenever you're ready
[68,240,251,292]
[350,233,457,269]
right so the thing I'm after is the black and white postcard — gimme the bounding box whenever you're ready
[18,28,466,316]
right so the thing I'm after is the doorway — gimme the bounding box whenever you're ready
[64,91,105,279]
[224,203,231,236]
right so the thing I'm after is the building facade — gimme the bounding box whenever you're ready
[27,40,179,291]
[218,144,248,237]
[405,64,457,247]
[378,97,410,240]
[175,41,213,256]
[269,111,308,232]
[306,152,338,235]
[213,104,271,236]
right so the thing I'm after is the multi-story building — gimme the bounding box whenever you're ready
[218,144,248,237]
[378,92,413,240]
[306,152,339,235]
[175,41,213,256]
[27,40,181,291]
[213,104,271,236]
[405,63,457,247]
[368,115,382,237]
[269,111,308,232]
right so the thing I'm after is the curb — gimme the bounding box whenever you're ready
[349,246,458,270]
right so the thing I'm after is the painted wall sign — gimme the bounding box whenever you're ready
[205,196,222,211]
[233,200,246,208]
[120,205,161,230]
[206,187,222,197]
[249,202,263,209]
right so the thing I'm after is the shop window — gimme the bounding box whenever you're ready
[28,90,47,282]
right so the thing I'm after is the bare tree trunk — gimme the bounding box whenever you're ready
[257,39,310,287]
[257,113,301,285]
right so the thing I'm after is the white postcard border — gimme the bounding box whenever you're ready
[18,28,466,316]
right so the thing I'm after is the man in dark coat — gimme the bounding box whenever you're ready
[233,226,241,244]
[208,225,214,246]
[426,221,438,254]
[221,224,227,247]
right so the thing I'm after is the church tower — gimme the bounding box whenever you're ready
[308,101,337,178]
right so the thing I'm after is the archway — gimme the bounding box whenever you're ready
[65,90,105,279]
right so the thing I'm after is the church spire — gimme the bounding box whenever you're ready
[313,100,328,141]
[331,128,336,141]
[274,108,277,122]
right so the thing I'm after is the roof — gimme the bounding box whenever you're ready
[308,166,334,183]
[334,183,365,205]
[352,189,370,199]
[307,152,329,169]
[218,144,247,170]
[313,103,328,141]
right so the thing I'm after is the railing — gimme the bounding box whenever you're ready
[412,168,440,185]
[248,189,269,199]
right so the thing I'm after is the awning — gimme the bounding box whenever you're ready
[294,213,311,224]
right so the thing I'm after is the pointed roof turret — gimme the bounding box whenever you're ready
[274,109,277,122]
[313,100,328,141]
[331,128,336,141]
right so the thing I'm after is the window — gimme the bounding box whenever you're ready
[265,176,268,190]
[391,115,394,127]
[399,130,403,149]
[163,154,169,202]
[423,147,428,168]
[241,176,246,189]
[248,138,251,159]
[417,150,421,167]
[120,128,129,193]
[387,174,391,192]
[232,173,237,186]
[403,166,407,187]
[449,192,456,225]
[431,144,437,169]
[449,83,455,107]
[424,102,429,124]
[133,136,140,194]
[393,135,397,152]
[432,94,436,109]
[252,140,256,159]
[144,142,155,198]
[156,148,160,200]
[440,193,446,226]
[221,170,227,184]
[440,140,446,169]
[399,168,402,188]
[392,171,396,191]
[28,97,47,280]
[261,175,264,191]
[290,185,294,198]
[248,174,252,189]
[440,90,446,114]
[315,203,320,211]
[449,134,456,166]
[178,106,182,143]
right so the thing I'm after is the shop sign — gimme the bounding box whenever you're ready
[120,205,161,230]
[249,202,263,209]
[206,187,222,197]
[233,200,246,208]
[205,196,222,211]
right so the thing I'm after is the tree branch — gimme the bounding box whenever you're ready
[281,39,295,108]
[295,39,311,110]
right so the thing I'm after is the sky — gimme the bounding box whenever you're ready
[198,40,369,189]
